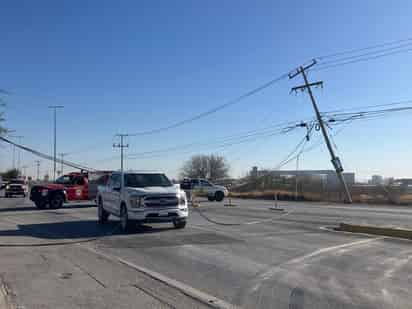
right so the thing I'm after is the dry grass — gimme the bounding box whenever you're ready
[230,190,412,205]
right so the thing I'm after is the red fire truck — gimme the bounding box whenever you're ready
[30,171,111,209]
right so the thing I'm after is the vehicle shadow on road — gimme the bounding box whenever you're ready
[0,203,96,213]
[0,220,175,240]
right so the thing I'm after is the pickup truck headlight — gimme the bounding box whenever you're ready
[6,185,10,190]
[130,196,144,208]
[177,193,187,206]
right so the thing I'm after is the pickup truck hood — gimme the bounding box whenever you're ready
[32,183,65,190]
[214,185,227,191]
[126,186,180,196]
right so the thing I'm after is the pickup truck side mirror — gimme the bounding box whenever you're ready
[113,187,121,192]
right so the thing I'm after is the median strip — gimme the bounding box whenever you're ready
[337,223,412,240]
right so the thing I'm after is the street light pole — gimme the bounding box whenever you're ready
[16,136,23,171]
[59,153,67,175]
[35,160,41,181]
[9,134,23,172]
[48,106,64,181]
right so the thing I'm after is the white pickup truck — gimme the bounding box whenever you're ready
[96,171,188,232]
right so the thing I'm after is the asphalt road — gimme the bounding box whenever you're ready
[1,197,412,309]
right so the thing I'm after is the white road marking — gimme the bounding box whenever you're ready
[383,254,412,279]
[250,237,383,293]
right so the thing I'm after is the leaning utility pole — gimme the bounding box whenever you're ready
[289,59,352,203]
[113,134,129,188]
[48,105,64,181]
[35,160,41,181]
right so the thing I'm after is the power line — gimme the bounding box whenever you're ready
[324,106,412,123]
[317,42,412,66]
[94,103,412,163]
[92,118,309,163]
[127,128,290,160]
[320,99,412,114]
[316,37,412,60]
[127,73,289,136]
[0,136,96,171]
[313,46,412,72]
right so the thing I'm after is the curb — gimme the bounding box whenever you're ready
[337,223,412,240]
[85,247,240,309]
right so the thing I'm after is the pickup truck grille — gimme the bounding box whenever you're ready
[10,185,23,190]
[144,195,178,208]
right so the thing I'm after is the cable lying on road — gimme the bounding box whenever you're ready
[191,204,296,226]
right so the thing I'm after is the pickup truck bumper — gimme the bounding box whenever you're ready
[128,207,188,223]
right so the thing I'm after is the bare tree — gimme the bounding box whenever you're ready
[1,168,20,180]
[180,154,229,182]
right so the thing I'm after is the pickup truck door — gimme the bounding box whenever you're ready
[109,174,122,216]
[104,174,121,214]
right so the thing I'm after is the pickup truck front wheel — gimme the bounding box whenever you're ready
[50,193,64,209]
[34,201,47,209]
[98,199,110,224]
[173,219,187,229]
[120,205,133,232]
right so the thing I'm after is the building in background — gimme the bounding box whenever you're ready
[369,175,383,185]
[251,167,355,188]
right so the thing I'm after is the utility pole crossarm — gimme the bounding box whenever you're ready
[288,59,317,79]
[291,81,323,94]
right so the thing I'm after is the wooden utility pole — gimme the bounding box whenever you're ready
[289,59,352,203]
[113,134,129,188]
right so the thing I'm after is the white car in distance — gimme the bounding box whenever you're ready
[181,178,229,202]
[97,171,188,232]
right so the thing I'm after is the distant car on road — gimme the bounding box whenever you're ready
[5,179,28,198]
[180,178,228,202]
[97,171,188,232]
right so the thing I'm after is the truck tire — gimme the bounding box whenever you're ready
[35,201,47,209]
[50,193,64,209]
[98,198,110,224]
[173,219,187,229]
[207,195,215,202]
[120,205,133,232]
[215,191,224,202]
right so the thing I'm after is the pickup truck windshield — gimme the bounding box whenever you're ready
[124,173,172,187]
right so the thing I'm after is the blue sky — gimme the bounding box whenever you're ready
[1,0,412,181]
